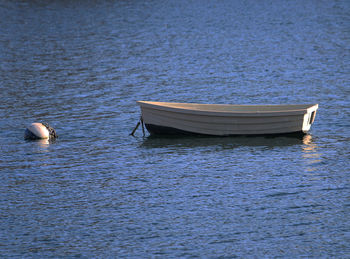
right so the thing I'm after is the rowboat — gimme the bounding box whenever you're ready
[136,101,318,136]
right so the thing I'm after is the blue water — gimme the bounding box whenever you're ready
[1,0,349,257]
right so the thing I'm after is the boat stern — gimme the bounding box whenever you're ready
[302,104,318,133]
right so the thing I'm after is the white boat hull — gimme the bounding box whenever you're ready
[137,101,318,136]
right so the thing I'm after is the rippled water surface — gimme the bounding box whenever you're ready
[1,0,349,257]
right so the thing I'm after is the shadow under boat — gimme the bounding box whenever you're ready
[140,129,312,149]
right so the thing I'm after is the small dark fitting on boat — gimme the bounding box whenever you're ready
[137,101,318,136]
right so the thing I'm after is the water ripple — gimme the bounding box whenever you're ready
[1,0,349,258]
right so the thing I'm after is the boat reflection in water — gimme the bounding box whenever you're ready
[302,134,322,172]
[140,133,313,149]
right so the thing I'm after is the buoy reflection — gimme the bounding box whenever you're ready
[34,139,51,152]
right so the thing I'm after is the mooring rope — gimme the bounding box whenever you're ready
[130,116,145,137]
[141,117,145,136]
[42,122,58,139]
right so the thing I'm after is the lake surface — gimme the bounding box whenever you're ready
[1,0,349,257]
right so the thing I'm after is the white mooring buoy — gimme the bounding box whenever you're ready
[24,122,58,140]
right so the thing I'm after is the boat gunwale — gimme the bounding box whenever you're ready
[137,101,318,117]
